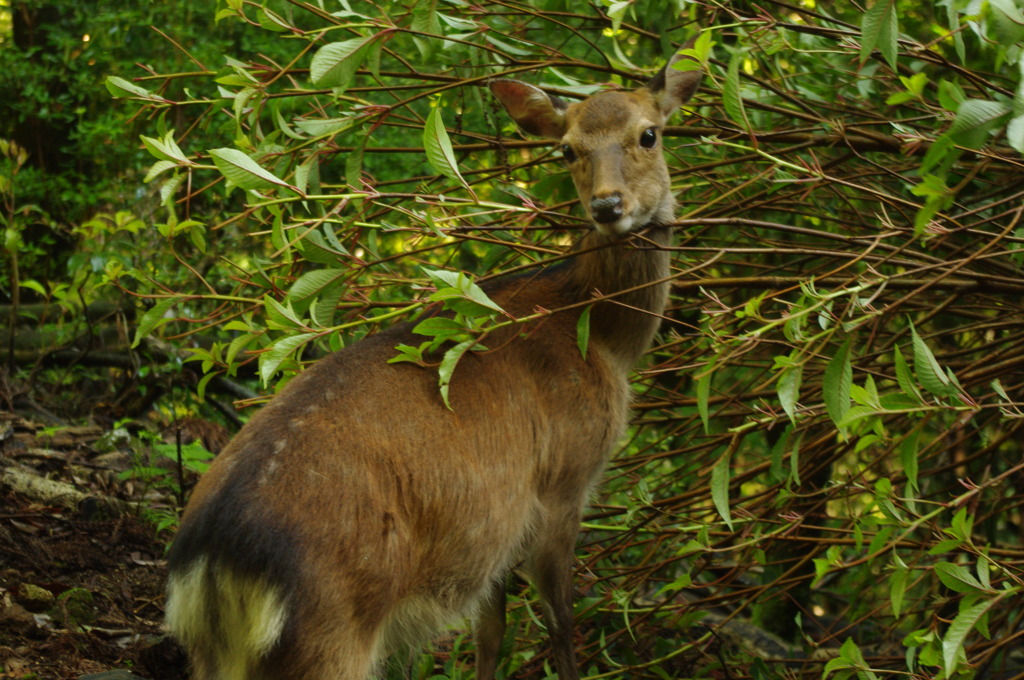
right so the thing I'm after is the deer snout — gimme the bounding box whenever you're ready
[590,193,624,225]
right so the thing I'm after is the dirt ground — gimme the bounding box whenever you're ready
[0,411,190,680]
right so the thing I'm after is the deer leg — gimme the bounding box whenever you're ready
[528,519,582,680]
[475,577,507,680]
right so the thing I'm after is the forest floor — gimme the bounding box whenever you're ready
[0,410,191,680]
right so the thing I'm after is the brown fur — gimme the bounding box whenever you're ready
[165,50,701,680]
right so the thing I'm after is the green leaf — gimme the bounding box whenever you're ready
[899,428,920,494]
[934,562,987,595]
[300,228,349,265]
[989,0,1024,43]
[823,339,853,428]
[777,362,802,423]
[295,157,321,196]
[769,424,790,482]
[132,296,181,348]
[19,279,46,297]
[424,269,503,317]
[143,160,178,184]
[345,133,369,187]
[259,332,318,386]
[1008,114,1024,154]
[209,148,299,193]
[943,599,994,671]
[674,29,714,70]
[976,553,992,592]
[929,538,965,555]
[837,404,877,430]
[890,563,910,618]
[945,1,965,63]
[263,295,305,330]
[697,355,716,433]
[438,338,477,410]
[423,104,471,193]
[948,506,974,543]
[655,572,692,597]
[412,316,466,338]
[938,79,967,112]
[866,523,893,555]
[309,292,342,329]
[287,268,347,303]
[824,638,877,678]
[257,6,290,32]
[893,345,923,403]
[389,342,428,366]
[411,0,443,58]
[294,117,357,138]
[722,51,750,130]
[225,332,259,368]
[861,0,899,70]
[710,451,733,531]
[919,135,957,177]
[576,306,591,360]
[902,72,927,97]
[106,75,165,101]
[309,34,380,89]
[886,72,927,105]
[992,378,1012,402]
[909,322,955,397]
[141,131,191,164]
[946,99,1011,150]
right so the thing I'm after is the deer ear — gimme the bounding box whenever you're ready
[649,42,702,117]
[489,79,568,139]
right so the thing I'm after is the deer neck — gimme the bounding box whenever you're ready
[566,224,672,369]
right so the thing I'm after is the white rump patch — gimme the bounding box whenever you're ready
[165,556,288,680]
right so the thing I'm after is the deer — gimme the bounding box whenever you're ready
[164,47,701,680]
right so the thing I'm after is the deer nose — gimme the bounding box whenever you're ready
[591,193,623,225]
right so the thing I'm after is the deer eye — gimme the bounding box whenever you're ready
[640,127,658,149]
[561,144,578,163]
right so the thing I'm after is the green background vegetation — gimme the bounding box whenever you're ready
[3,0,1024,678]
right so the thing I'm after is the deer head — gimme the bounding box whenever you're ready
[490,51,701,236]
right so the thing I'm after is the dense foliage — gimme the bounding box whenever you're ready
[0,0,295,321]
[6,0,1024,678]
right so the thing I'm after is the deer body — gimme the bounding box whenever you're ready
[165,51,700,680]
